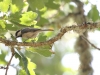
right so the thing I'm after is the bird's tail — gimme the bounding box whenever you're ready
[41,29,54,31]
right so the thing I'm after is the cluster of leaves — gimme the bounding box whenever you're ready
[0,0,61,75]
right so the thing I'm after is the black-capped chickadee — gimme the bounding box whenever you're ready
[15,28,53,39]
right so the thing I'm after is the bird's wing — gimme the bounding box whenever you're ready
[21,28,41,33]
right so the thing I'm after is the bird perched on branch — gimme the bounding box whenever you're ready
[15,28,54,39]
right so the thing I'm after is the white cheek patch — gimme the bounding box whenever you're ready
[17,31,21,36]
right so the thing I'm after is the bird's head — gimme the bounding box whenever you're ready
[15,30,22,38]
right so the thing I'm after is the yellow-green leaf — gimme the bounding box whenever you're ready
[19,70,27,75]
[10,4,19,13]
[0,0,11,12]
[20,11,38,26]
[0,20,6,28]
[27,58,36,75]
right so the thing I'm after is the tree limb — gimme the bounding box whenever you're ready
[5,47,15,75]
[0,22,99,47]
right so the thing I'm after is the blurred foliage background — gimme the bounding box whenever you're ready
[0,0,100,75]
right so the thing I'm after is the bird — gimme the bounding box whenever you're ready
[15,27,53,39]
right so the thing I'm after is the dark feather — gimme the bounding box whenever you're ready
[21,28,41,34]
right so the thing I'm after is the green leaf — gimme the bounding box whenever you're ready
[37,17,49,26]
[22,57,30,75]
[27,0,47,10]
[88,5,99,22]
[6,24,20,31]
[27,46,53,57]
[0,28,7,35]
[11,0,24,13]
[19,58,36,75]
[20,11,38,26]
[27,58,36,75]
[19,52,30,75]
[37,34,47,42]
[15,52,23,66]
[63,0,70,3]
[4,0,11,4]
[19,70,27,75]
[0,0,11,12]
[10,4,19,13]
[15,51,30,75]
[0,51,7,65]
[9,12,21,22]
[45,0,60,9]
[0,20,6,28]
[0,0,3,1]
[15,50,36,75]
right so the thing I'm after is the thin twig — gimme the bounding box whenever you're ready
[5,47,15,75]
[0,66,6,69]
[81,34,100,50]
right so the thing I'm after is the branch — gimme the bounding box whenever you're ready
[5,47,15,75]
[0,22,100,47]
[81,34,100,50]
